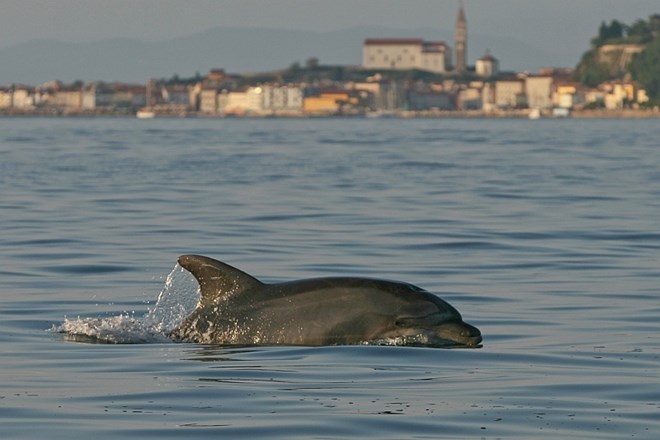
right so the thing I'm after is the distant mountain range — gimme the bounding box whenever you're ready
[1,26,569,85]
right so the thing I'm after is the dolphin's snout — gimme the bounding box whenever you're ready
[465,333,482,346]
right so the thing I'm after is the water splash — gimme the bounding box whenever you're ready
[143,263,200,332]
[52,264,200,344]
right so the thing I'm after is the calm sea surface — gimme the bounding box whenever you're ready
[1,117,659,439]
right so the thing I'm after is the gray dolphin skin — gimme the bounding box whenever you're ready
[169,255,482,348]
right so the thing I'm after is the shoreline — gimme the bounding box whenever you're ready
[1,107,659,119]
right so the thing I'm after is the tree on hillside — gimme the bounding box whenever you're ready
[592,20,626,46]
[627,19,653,43]
[574,50,611,87]
[629,38,660,101]
[306,57,319,69]
[650,14,660,36]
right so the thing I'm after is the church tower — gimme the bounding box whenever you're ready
[455,2,467,73]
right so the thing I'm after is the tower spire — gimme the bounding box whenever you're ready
[455,1,467,73]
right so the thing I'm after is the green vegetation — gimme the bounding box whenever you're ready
[576,14,660,101]
[574,50,611,87]
[628,38,660,102]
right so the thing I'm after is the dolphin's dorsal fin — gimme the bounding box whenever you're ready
[178,255,264,303]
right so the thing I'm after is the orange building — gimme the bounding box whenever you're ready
[303,92,353,114]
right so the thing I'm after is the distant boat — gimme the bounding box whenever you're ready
[137,78,156,119]
[366,110,398,118]
[528,108,541,120]
[136,108,155,119]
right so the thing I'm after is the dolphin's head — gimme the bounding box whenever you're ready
[430,320,482,347]
[383,291,483,348]
[384,318,482,348]
[376,321,481,348]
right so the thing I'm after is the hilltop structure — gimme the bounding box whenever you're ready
[362,39,450,73]
[476,50,498,77]
[362,3,469,75]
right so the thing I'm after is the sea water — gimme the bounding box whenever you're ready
[1,117,659,438]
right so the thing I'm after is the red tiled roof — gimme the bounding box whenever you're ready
[364,38,424,46]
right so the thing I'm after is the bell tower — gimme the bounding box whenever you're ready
[455,2,467,73]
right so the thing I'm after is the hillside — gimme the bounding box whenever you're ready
[575,14,660,100]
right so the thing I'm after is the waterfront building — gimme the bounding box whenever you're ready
[457,86,483,110]
[600,80,638,110]
[224,90,249,114]
[525,75,553,109]
[261,85,304,112]
[553,82,584,109]
[219,87,267,114]
[162,84,194,107]
[373,81,407,112]
[495,77,525,109]
[303,95,342,114]
[199,88,219,113]
[0,88,12,108]
[52,88,83,109]
[11,88,33,108]
[303,90,357,114]
[82,82,145,110]
[408,90,453,111]
[481,82,496,112]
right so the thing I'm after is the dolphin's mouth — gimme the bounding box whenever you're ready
[459,335,483,348]
[459,325,482,346]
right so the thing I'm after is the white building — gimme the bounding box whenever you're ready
[261,85,304,112]
[199,88,219,113]
[495,78,525,109]
[525,76,553,109]
[11,88,33,108]
[363,39,450,74]
[0,88,12,108]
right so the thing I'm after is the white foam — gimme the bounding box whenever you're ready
[52,264,200,344]
[53,314,172,344]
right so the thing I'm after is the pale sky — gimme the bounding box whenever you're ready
[0,0,658,82]
[2,0,657,48]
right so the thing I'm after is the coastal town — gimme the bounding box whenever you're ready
[1,6,658,118]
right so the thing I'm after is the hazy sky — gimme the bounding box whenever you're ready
[1,0,658,69]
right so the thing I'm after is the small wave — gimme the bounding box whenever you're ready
[52,315,171,344]
[363,335,432,347]
[52,263,200,344]
[363,335,481,349]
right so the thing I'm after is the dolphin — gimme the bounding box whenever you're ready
[169,255,482,348]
